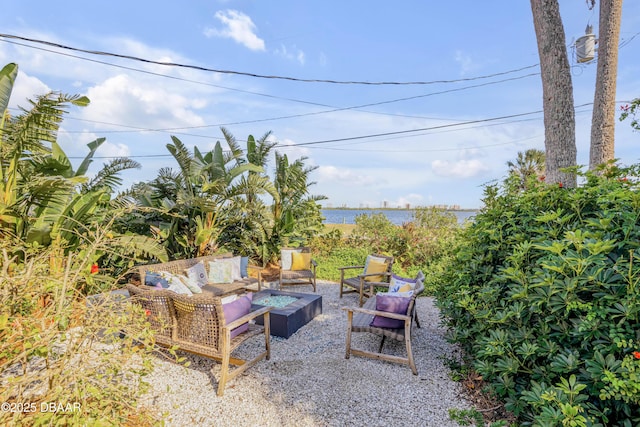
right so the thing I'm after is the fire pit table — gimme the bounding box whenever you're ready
[251,289,322,338]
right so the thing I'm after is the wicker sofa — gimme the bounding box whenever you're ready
[126,284,271,396]
[136,253,264,296]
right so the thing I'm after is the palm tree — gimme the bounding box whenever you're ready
[506,149,545,191]
[264,152,326,263]
[0,75,166,271]
[136,134,267,259]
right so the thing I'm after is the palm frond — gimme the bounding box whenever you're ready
[82,157,141,193]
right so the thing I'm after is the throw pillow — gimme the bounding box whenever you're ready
[178,274,203,294]
[240,256,249,278]
[389,273,417,292]
[213,256,242,282]
[221,294,238,305]
[228,256,242,281]
[162,272,193,296]
[291,252,311,270]
[222,293,254,339]
[145,271,169,288]
[280,249,295,271]
[184,262,208,287]
[364,260,387,282]
[208,261,233,284]
[377,290,413,298]
[370,294,411,329]
[364,255,388,273]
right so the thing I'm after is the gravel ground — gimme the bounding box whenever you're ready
[139,281,472,426]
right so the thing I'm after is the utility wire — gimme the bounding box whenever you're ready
[0,33,540,85]
[40,72,539,137]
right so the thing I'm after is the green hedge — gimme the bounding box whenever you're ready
[435,165,640,426]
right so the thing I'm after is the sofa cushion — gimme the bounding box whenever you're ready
[162,272,193,296]
[370,294,411,329]
[240,256,249,278]
[208,260,233,284]
[184,262,208,287]
[178,274,203,294]
[145,271,169,288]
[222,293,253,339]
[280,249,295,271]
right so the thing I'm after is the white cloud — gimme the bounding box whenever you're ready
[8,71,50,109]
[98,141,131,158]
[454,50,477,75]
[273,137,311,160]
[205,10,266,51]
[431,159,489,178]
[316,165,376,186]
[274,44,305,65]
[81,74,207,130]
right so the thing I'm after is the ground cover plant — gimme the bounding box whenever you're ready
[435,164,640,426]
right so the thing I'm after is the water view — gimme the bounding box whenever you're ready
[321,209,477,225]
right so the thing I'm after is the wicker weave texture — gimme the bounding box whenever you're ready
[125,283,271,396]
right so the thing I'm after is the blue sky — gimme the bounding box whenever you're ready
[1,1,639,209]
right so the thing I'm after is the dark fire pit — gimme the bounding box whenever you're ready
[251,289,322,338]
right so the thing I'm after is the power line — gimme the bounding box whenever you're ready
[60,102,596,159]
[30,72,539,138]
[0,33,540,85]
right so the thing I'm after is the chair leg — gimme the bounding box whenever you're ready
[264,312,271,360]
[345,311,353,359]
[378,335,386,353]
[405,323,417,375]
[414,311,421,329]
[217,346,231,396]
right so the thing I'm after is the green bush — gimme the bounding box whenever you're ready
[435,165,640,426]
[0,236,168,426]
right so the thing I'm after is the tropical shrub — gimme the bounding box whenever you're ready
[435,164,640,426]
[0,234,166,426]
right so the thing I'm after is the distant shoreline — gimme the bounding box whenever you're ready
[321,207,479,212]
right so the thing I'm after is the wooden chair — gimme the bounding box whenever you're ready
[126,284,271,396]
[278,247,317,292]
[342,271,424,374]
[338,254,394,306]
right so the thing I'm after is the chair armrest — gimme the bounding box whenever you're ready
[225,306,271,330]
[337,265,364,271]
[311,259,318,267]
[342,306,410,322]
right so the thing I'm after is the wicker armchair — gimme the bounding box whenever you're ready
[338,254,394,306]
[126,284,271,396]
[278,247,317,292]
[342,271,424,374]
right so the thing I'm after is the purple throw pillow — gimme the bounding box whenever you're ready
[370,294,411,329]
[222,293,253,339]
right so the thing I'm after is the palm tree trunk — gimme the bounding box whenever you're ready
[530,0,577,187]
[589,0,623,170]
